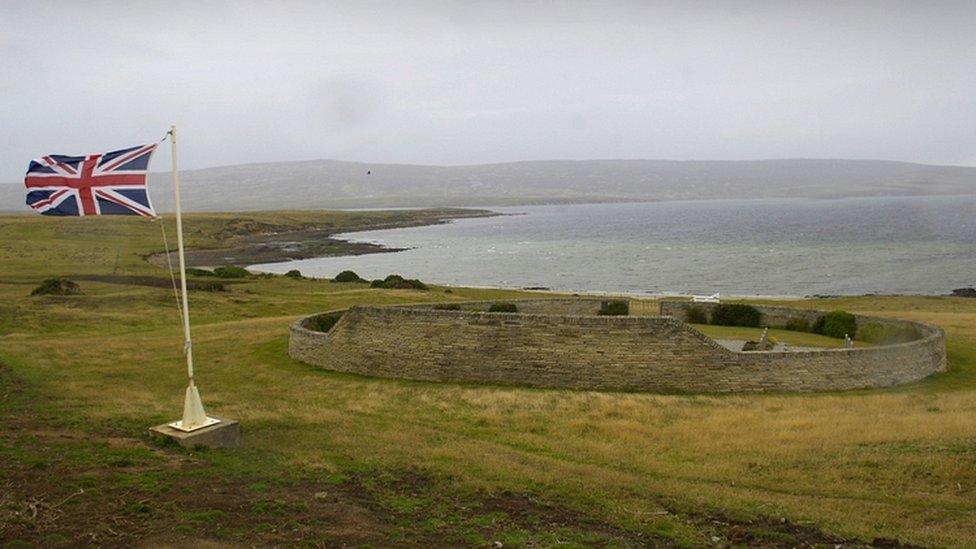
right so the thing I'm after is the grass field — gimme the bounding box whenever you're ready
[1,212,975,547]
[689,324,870,349]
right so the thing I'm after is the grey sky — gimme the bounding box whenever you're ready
[2,1,975,181]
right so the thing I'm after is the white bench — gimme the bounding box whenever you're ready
[691,293,720,303]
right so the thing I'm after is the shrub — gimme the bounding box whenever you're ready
[686,305,707,324]
[213,265,250,279]
[370,274,428,291]
[598,300,629,316]
[190,281,226,292]
[31,278,80,296]
[432,303,461,310]
[309,312,344,333]
[333,270,363,283]
[407,279,428,290]
[820,310,857,339]
[811,315,826,335]
[284,269,303,279]
[488,302,518,313]
[784,318,811,332]
[710,304,761,327]
[185,268,214,277]
[742,335,778,351]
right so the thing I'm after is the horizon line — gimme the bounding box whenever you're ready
[3,155,976,184]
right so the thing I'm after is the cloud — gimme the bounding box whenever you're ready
[1,0,975,181]
[313,75,386,130]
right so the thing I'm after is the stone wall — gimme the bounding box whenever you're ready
[288,298,947,393]
[409,299,605,316]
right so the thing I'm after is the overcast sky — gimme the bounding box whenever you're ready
[2,1,975,181]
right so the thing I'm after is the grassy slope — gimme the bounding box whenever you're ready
[1,213,975,547]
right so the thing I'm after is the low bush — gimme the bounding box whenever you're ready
[185,268,214,277]
[811,315,826,335]
[333,270,364,283]
[284,269,303,279]
[741,340,766,351]
[432,303,461,310]
[407,279,428,291]
[213,266,250,279]
[598,300,629,316]
[370,274,428,291]
[784,318,811,332]
[742,333,778,350]
[309,312,344,333]
[686,305,707,324]
[31,278,80,296]
[488,302,518,313]
[710,304,761,327]
[191,281,226,292]
[817,310,857,339]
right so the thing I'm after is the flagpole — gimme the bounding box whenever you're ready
[169,124,212,431]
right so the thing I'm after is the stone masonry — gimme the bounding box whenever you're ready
[288,298,947,393]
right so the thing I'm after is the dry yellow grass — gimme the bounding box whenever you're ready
[1,213,975,546]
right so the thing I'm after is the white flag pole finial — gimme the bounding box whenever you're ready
[168,124,218,432]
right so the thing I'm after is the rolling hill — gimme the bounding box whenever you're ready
[3,157,976,212]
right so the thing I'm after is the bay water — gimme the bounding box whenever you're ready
[252,196,976,296]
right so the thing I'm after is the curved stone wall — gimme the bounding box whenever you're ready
[288,298,947,393]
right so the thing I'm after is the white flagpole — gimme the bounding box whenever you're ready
[169,124,213,431]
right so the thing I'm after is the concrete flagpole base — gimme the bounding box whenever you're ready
[149,383,240,448]
[150,416,241,449]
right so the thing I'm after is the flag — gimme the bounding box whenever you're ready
[24,143,158,217]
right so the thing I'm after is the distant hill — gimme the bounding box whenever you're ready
[3,158,976,212]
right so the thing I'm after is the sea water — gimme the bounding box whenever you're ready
[252,196,976,296]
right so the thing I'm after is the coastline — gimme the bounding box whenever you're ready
[246,198,975,298]
[147,208,501,268]
[249,257,959,301]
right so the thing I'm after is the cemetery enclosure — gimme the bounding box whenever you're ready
[289,299,947,393]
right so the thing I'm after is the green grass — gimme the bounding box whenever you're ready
[1,212,976,546]
[690,324,870,348]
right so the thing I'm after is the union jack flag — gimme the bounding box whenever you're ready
[24,143,158,217]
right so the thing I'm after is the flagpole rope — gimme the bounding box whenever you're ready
[154,216,185,324]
